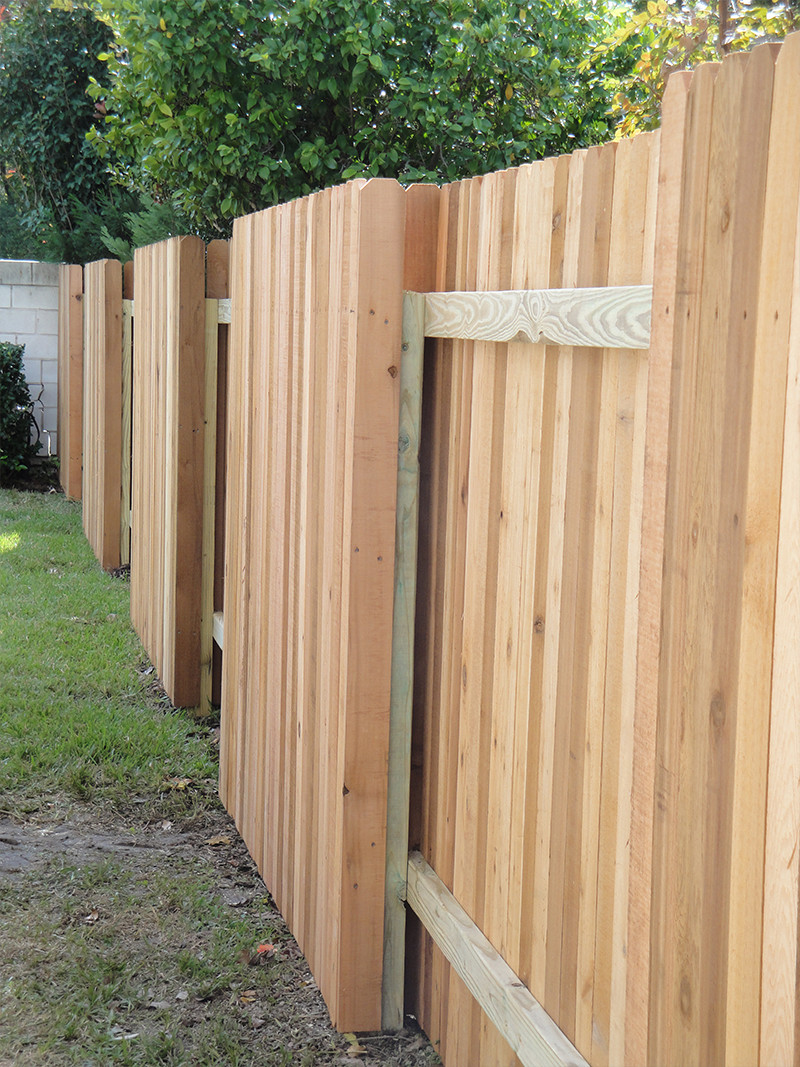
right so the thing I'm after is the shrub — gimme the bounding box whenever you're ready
[0,342,40,485]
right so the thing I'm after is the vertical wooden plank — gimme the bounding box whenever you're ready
[761,50,800,1059]
[207,240,229,706]
[406,178,461,1049]
[81,259,123,571]
[626,71,691,1067]
[497,159,557,1006]
[334,178,406,1030]
[647,62,718,1067]
[382,182,440,1031]
[606,129,660,1067]
[728,37,800,1067]
[526,152,571,1011]
[120,274,133,567]
[382,289,426,1030]
[57,264,83,500]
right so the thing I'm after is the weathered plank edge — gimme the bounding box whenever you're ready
[381,291,426,1030]
[422,285,652,349]
[406,851,590,1067]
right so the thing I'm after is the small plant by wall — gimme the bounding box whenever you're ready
[0,341,40,485]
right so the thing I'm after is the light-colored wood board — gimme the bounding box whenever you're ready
[407,852,589,1067]
[760,83,800,1065]
[423,285,651,349]
[57,264,83,500]
[382,290,426,1030]
[503,160,557,999]
[647,61,718,1067]
[624,71,689,1067]
[335,178,406,1030]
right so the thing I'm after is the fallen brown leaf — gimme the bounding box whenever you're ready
[204,834,231,847]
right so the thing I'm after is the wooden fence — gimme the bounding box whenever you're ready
[129,236,229,710]
[406,130,659,1067]
[80,258,129,569]
[57,264,83,500]
[219,179,410,1030]
[59,31,800,1067]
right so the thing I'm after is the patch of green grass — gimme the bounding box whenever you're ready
[0,855,332,1067]
[0,490,216,814]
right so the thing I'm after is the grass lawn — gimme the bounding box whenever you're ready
[0,488,438,1066]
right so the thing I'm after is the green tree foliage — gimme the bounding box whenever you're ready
[0,0,115,260]
[0,342,39,485]
[92,0,636,237]
[584,0,796,137]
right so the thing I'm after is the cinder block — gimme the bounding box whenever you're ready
[0,261,33,285]
[12,284,59,311]
[36,309,59,335]
[23,357,42,383]
[0,308,36,334]
[40,359,58,384]
[22,334,58,361]
[39,386,57,412]
[0,286,10,308]
[30,262,59,286]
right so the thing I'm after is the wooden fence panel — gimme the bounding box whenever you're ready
[130,237,207,708]
[81,259,123,569]
[408,133,661,1066]
[647,39,800,1067]
[219,179,406,1032]
[57,264,83,500]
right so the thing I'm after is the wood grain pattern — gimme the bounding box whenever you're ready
[218,180,406,1032]
[129,237,206,708]
[409,134,658,1066]
[81,259,123,570]
[57,264,83,500]
[407,852,589,1067]
[423,285,651,349]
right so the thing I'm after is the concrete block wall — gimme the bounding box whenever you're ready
[0,260,60,456]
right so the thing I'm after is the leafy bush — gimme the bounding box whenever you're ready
[0,342,40,485]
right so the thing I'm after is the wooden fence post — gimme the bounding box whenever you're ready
[57,264,84,501]
[82,258,123,570]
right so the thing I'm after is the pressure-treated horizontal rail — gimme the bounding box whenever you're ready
[421,285,652,349]
[406,852,590,1067]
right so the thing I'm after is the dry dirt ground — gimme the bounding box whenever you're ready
[0,797,438,1065]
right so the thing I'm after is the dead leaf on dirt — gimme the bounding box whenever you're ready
[175,990,189,1002]
[239,989,258,1005]
[343,1032,367,1056]
[223,889,250,907]
[163,777,192,791]
[82,909,99,925]
[147,1000,171,1011]
[160,820,173,831]
[204,834,231,847]
[256,943,275,957]
[251,1016,265,1030]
